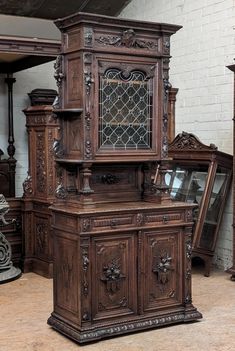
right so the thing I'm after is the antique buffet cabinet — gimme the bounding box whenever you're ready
[47,12,202,343]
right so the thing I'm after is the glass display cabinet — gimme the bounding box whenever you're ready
[168,132,232,276]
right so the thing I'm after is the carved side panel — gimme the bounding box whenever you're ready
[34,215,51,259]
[48,128,56,196]
[65,55,82,107]
[92,234,137,320]
[54,233,79,321]
[67,29,81,50]
[143,229,182,312]
[35,132,46,195]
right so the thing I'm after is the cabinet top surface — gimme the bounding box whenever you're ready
[51,201,197,215]
[54,11,182,34]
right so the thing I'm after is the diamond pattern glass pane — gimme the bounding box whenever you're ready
[99,68,153,150]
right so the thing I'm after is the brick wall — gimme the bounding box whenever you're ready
[120,0,235,270]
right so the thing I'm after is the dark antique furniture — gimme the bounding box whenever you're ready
[22,89,58,278]
[168,132,232,277]
[0,150,16,198]
[0,35,61,269]
[227,64,235,280]
[47,12,202,343]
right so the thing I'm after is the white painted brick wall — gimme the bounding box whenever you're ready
[121,0,235,270]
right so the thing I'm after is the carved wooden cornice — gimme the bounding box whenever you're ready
[0,35,61,73]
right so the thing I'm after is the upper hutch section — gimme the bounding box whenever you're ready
[53,12,181,163]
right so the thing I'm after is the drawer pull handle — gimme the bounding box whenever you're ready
[110,219,118,228]
[162,215,169,224]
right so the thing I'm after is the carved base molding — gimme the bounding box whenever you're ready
[48,307,202,344]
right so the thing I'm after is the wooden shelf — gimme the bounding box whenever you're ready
[52,108,83,116]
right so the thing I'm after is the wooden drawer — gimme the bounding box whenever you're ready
[81,214,135,233]
[81,209,185,233]
[144,211,185,227]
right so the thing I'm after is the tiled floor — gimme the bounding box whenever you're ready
[1,268,235,351]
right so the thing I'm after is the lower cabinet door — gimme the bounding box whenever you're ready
[142,229,183,312]
[91,232,137,321]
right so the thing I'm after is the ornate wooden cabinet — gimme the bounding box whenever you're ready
[22,91,59,278]
[168,132,232,276]
[47,12,202,343]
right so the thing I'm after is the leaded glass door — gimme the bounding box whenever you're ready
[99,68,153,150]
[94,58,160,159]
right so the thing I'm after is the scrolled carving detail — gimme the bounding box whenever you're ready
[96,29,158,50]
[54,55,64,109]
[84,71,94,95]
[185,294,192,304]
[84,28,93,47]
[82,248,89,296]
[53,138,64,158]
[84,140,92,159]
[186,240,192,259]
[136,213,145,226]
[54,55,64,88]
[55,184,68,199]
[101,174,120,185]
[169,131,218,151]
[23,173,33,197]
[163,36,170,54]
[82,218,91,232]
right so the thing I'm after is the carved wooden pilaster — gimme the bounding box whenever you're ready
[83,53,94,160]
[54,55,64,109]
[81,238,91,323]
[168,87,178,142]
[162,58,171,159]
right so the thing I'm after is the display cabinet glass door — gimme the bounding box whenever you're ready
[165,164,231,273]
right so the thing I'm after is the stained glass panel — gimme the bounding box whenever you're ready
[99,68,153,150]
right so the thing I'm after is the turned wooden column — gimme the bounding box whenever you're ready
[5,74,16,160]
[168,87,178,143]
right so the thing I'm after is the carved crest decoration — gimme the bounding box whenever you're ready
[96,28,158,50]
[169,131,217,152]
